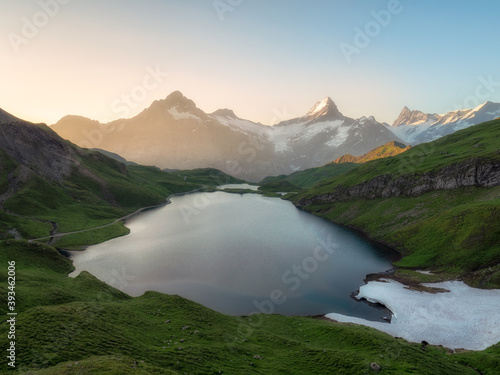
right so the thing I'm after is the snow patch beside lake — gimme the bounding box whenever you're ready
[326,279,500,350]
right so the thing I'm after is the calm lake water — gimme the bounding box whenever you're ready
[69,189,398,320]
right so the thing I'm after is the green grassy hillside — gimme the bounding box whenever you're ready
[259,163,358,191]
[0,240,498,374]
[290,119,500,286]
[331,141,410,164]
[301,119,500,193]
[0,144,241,247]
[1,118,499,373]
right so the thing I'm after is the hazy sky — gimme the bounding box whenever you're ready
[1,0,500,125]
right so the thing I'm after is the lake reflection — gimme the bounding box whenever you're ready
[69,191,397,320]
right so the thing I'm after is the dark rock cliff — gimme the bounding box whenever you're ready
[295,157,500,208]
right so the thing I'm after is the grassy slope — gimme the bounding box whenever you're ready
[331,141,410,164]
[0,240,498,374]
[303,119,500,193]
[0,121,499,373]
[0,147,241,246]
[290,119,500,286]
[259,163,358,191]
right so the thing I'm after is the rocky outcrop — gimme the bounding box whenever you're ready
[296,157,500,207]
[0,121,124,198]
[0,121,84,183]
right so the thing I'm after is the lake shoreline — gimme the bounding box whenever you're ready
[287,202,469,291]
[67,189,397,319]
[51,186,207,252]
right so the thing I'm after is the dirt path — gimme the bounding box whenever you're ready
[29,186,206,243]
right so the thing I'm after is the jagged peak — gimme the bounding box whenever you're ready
[211,108,237,118]
[150,91,203,117]
[472,100,496,112]
[307,97,334,115]
[164,90,186,102]
[158,91,198,110]
[392,106,432,127]
[305,96,343,122]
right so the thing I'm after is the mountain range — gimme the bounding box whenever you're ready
[387,101,500,144]
[1,99,500,374]
[5,93,500,182]
[0,114,239,243]
[51,92,401,181]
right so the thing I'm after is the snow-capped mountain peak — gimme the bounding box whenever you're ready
[392,106,440,127]
[307,97,332,115]
[471,101,496,114]
[387,101,500,145]
[305,97,343,122]
[50,90,404,181]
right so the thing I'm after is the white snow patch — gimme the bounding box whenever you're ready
[265,121,308,153]
[471,101,490,113]
[326,123,350,147]
[168,107,202,122]
[385,121,435,144]
[213,115,266,136]
[325,279,500,350]
[267,119,346,150]
[307,97,330,116]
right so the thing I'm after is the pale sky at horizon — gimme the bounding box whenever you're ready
[1,0,499,126]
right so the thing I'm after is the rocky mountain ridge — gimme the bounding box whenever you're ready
[0,120,84,183]
[51,91,402,181]
[388,101,500,144]
[296,156,500,208]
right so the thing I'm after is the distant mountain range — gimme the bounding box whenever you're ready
[51,92,402,181]
[0,114,240,241]
[4,93,499,181]
[387,101,500,144]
